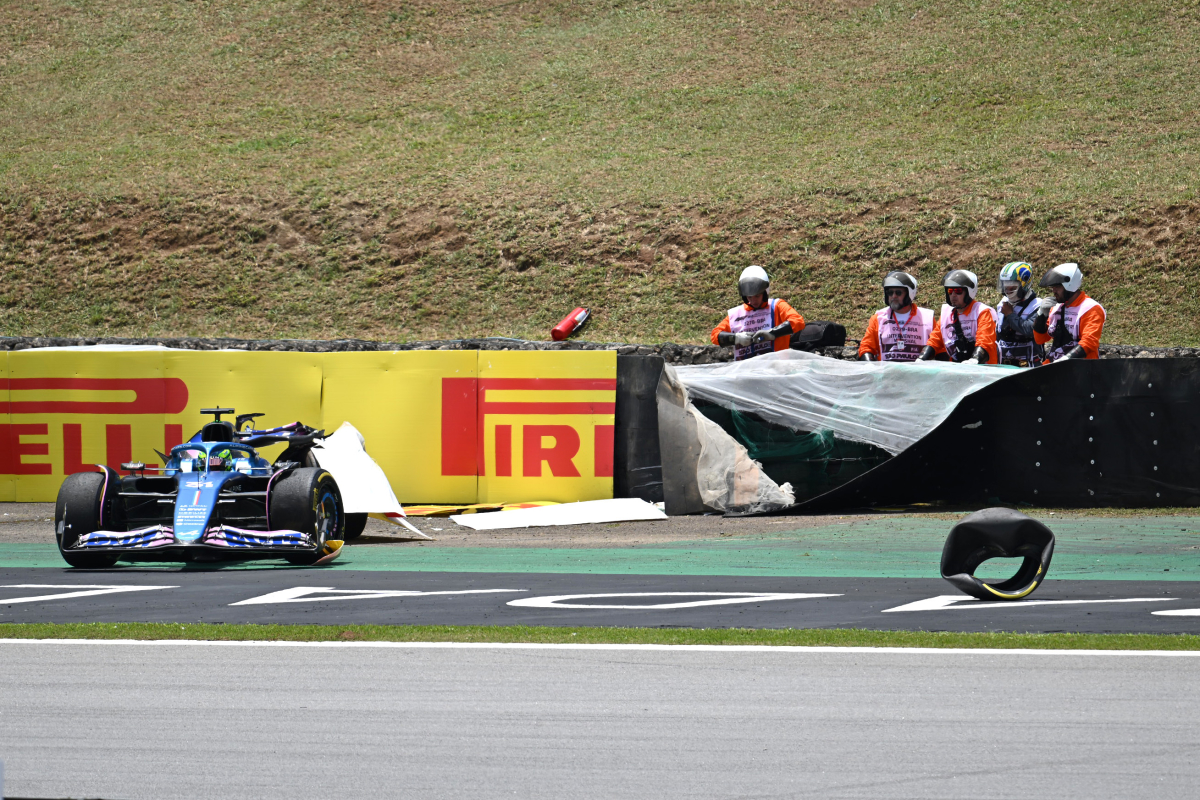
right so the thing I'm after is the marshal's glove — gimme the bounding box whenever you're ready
[751,329,774,344]
[1032,297,1055,334]
[916,346,936,361]
[733,331,755,347]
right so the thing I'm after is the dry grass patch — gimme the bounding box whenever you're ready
[2,1,1199,343]
[2,193,1197,345]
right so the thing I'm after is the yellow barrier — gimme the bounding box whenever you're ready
[322,350,479,504]
[0,349,615,503]
[475,351,615,503]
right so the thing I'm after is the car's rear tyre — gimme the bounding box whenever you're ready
[269,468,345,565]
[55,472,120,569]
[343,513,368,541]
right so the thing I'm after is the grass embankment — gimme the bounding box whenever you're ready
[1,622,1198,650]
[2,1,1199,344]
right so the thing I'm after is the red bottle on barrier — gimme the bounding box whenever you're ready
[551,307,590,341]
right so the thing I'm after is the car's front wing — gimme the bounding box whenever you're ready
[73,525,315,551]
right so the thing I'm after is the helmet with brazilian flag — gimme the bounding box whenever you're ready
[998,261,1034,302]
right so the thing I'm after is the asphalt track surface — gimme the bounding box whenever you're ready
[4,511,1200,633]
[4,639,1200,800]
[5,515,1199,800]
[3,569,1200,633]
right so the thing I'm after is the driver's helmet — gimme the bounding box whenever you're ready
[998,262,1034,303]
[178,449,206,472]
[208,448,234,471]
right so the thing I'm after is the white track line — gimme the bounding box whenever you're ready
[507,592,839,610]
[1,639,1199,656]
[883,595,1171,613]
[0,585,177,604]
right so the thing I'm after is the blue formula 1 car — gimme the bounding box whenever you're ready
[54,408,351,568]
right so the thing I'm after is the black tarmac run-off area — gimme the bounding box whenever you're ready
[4,570,1200,635]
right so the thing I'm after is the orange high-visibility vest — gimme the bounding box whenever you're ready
[1041,295,1106,361]
[727,299,778,361]
[867,306,934,362]
[931,301,998,363]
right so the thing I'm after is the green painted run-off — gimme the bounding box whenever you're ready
[4,517,1200,580]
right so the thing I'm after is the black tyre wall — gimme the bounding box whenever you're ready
[788,358,1200,512]
[614,355,665,503]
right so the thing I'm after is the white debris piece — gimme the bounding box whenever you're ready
[311,422,430,539]
[450,498,667,530]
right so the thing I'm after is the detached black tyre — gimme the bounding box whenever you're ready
[269,468,345,565]
[343,513,368,541]
[54,472,119,569]
[941,507,1055,601]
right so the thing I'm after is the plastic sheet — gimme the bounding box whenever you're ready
[726,407,834,461]
[674,350,1014,455]
[657,365,795,515]
[691,404,795,512]
[689,401,889,505]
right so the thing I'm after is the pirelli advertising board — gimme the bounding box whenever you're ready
[0,349,615,504]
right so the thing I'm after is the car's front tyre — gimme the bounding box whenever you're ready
[55,472,120,569]
[269,468,345,565]
[343,513,368,540]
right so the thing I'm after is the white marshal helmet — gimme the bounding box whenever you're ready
[942,269,979,301]
[738,265,770,299]
[1039,262,1083,293]
[882,271,918,304]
